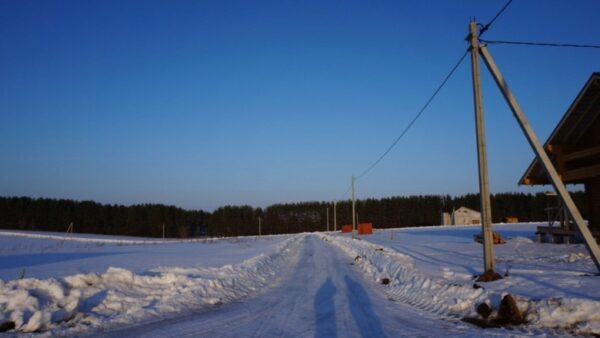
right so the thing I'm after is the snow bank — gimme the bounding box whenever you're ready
[0,232,292,281]
[0,234,305,335]
[325,234,600,335]
[0,230,288,245]
[324,235,486,317]
[0,230,186,245]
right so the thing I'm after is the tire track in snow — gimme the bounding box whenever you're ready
[104,235,510,337]
[324,234,586,337]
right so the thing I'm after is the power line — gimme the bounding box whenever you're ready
[337,0,509,197]
[341,184,351,200]
[353,49,469,181]
[479,0,513,37]
[480,39,600,49]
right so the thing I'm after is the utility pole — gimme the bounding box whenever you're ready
[326,207,329,232]
[477,41,600,272]
[351,176,357,238]
[66,222,74,239]
[162,223,165,239]
[466,19,600,275]
[333,201,337,231]
[468,20,499,280]
[258,216,262,236]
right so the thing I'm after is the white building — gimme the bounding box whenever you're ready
[441,206,481,225]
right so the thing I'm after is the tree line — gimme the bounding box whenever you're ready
[0,192,587,238]
[0,197,209,238]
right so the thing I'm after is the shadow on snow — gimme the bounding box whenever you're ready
[314,278,337,338]
[0,252,122,270]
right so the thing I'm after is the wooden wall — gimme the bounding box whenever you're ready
[586,176,600,238]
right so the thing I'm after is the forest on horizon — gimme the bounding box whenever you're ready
[0,192,588,238]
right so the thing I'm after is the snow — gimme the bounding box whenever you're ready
[0,232,303,335]
[99,235,514,338]
[327,222,599,335]
[356,223,598,301]
[0,223,598,336]
[0,230,290,280]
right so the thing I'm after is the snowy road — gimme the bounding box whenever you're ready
[1,228,593,336]
[101,235,508,337]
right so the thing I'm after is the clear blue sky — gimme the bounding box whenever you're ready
[1,0,599,211]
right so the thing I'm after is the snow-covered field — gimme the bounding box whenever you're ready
[0,231,300,335]
[0,223,598,336]
[0,231,290,280]
[328,222,599,335]
[358,223,598,301]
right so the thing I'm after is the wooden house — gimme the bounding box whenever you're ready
[520,72,600,241]
[441,207,482,226]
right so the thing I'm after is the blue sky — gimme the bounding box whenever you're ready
[1,0,599,211]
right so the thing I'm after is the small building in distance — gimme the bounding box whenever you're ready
[358,223,373,235]
[441,206,481,225]
[520,72,600,242]
[453,206,481,225]
[341,225,353,233]
[441,212,452,226]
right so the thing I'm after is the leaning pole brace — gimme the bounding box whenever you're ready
[477,40,600,273]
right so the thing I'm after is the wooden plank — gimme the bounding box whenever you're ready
[523,177,548,185]
[563,164,600,182]
[563,145,600,162]
[587,176,600,235]
[547,144,585,155]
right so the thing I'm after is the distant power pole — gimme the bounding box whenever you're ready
[326,207,329,232]
[162,223,165,239]
[258,216,262,236]
[333,201,337,231]
[351,176,357,238]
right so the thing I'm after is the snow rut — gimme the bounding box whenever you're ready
[324,235,485,318]
[0,234,306,335]
[325,234,600,336]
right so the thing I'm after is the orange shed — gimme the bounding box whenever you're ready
[341,225,353,233]
[358,223,373,235]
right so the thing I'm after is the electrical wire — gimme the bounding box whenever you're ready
[479,0,514,37]
[352,49,469,181]
[337,0,510,198]
[480,39,600,49]
[340,184,352,200]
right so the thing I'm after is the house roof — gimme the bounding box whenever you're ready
[519,72,600,186]
[454,206,480,214]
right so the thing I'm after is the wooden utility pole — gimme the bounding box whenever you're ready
[258,216,262,236]
[162,223,165,239]
[468,21,499,280]
[351,176,357,238]
[326,207,329,232]
[478,43,600,272]
[466,19,600,274]
[333,201,337,231]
